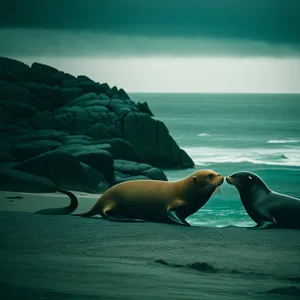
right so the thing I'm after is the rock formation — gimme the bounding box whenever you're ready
[0,57,194,193]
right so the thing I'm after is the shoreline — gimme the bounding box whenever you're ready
[1,210,300,300]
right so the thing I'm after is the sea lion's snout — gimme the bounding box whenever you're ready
[226,176,233,185]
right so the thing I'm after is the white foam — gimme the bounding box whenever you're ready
[267,139,300,144]
[183,147,300,167]
[198,133,211,137]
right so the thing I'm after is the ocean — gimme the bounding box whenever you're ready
[130,93,300,227]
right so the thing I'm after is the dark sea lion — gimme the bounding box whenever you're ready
[226,171,300,229]
[71,169,224,226]
[35,190,78,215]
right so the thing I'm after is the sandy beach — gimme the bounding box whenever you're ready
[1,192,300,300]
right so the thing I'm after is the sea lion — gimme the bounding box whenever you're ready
[35,190,78,215]
[226,171,300,229]
[72,169,224,226]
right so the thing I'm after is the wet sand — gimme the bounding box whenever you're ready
[1,192,300,300]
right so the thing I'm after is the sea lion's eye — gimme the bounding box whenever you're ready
[248,176,252,180]
[208,173,214,178]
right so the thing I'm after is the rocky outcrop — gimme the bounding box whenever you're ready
[0,56,194,193]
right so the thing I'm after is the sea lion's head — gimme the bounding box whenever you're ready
[190,169,224,197]
[226,171,270,194]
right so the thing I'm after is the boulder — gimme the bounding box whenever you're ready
[21,82,83,110]
[11,140,63,161]
[33,106,116,132]
[98,93,110,100]
[0,80,31,104]
[118,88,130,100]
[30,62,70,86]
[85,123,114,140]
[76,162,110,193]
[9,130,68,145]
[56,145,114,184]
[106,86,118,98]
[114,159,167,181]
[0,139,16,163]
[112,112,194,168]
[98,138,144,162]
[0,169,56,192]
[13,150,85,188]
[0,100,38,119]
[114,171,149,184]
[0,57,32,82]
[66,92,98,107]
[77,75,95,83]
[137,101,154,116]
[60,134,94,145]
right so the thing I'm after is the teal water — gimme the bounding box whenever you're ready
[130,93,300,227]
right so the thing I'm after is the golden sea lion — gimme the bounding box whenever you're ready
[72,169,224,226]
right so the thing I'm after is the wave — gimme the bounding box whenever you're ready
[267,139,300,144]
[198,133,211,137]
[183,147,300,167]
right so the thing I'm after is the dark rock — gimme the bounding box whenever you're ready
[56,145,114,185]
[0,80,31,104]
[0,100,38,119]
[0,123,33,137]
[77,162,110,193]
[99,138,144,162]
[77,75,95,83]
[60,134,94,145]
[0,139,16,163]
[33,106,116,133]
[114,171,149,184]
[95,83,110,95]
[20,82,83,110]
[0,169,56,192]
[137,101,154,116]
[30,62,70,86]
[66,92,99,107]
[9,130,68,144]
[112,112,194,168]
[106,86,118,98]
[11,140,63,161]
[118,88,130,100]
[14,150,85,188]
[114,159,167,181]
[86,123,114,140]
[98,93,110,100]
[0,57,32,82]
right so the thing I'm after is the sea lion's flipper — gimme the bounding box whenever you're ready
[95,205,147,222]
[35,190,78,215]
[247,221,277,230]
[102,215,147,222]
[167,210,191,226]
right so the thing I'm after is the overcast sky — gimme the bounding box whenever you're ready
[1,0,300,93]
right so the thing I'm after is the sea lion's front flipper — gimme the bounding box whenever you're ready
[102,209,147,223]
[247,221,277,230]
[167,210,191,226]
[102,215,147,223]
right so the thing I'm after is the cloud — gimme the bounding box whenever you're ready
[1,0,299,47]
[0,29,299,58]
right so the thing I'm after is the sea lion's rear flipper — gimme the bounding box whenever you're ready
[247,221,277,230]
[35,190,78,215]
[167,210,191,226]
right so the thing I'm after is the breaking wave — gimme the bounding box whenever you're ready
[183,147,300,167]
[267,139,300,144]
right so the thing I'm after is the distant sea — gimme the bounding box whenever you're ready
[130,93,300,227]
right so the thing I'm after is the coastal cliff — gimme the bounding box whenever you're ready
[0,57,194,193]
